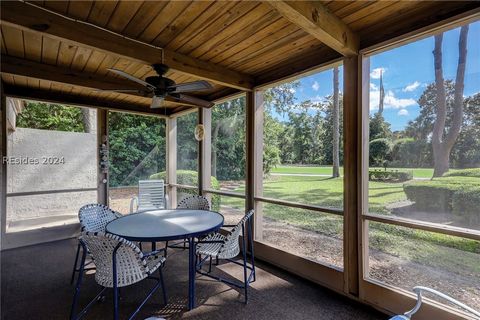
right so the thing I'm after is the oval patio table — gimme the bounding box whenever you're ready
[106,209,224,310]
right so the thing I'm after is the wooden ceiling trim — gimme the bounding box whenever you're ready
[57,41,77,68]
[71,46,93,71]
[41,36,60,65]
[152,1,213,48]
[188,4,275,60]
[1,1,253,90]
[176,1,258,55]
[333,1,373,19]
[42,1,68,15]
[82,50,107,74]
[121,1,169,39]
[3,84,171,117]
[207,17,290,65]
[267,1,359,56]
[165,1,237,51]
[87,1,118,27]
[1,25,24,58]
[139,1,192,44]
[22,29,42,62]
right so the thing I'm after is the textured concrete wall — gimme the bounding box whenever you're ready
[6,128,97,222]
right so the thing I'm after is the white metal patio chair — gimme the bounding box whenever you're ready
[166,195,212,252]
[70,231,167,320]
[130,179,167,213]
[389,286,480,319]
[195,209,256,303]
[70,204,123,284]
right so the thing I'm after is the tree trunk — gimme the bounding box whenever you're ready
[332,66,340,178]
[81,108,94,133]
[432,26,468,177]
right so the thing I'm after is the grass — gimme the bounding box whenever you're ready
[271,165,461,179]
[219,170,480,276]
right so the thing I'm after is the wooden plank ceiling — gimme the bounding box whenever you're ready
[1,0,478,115]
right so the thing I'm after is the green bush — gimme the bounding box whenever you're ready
[452,186,480,224]
[369,169,413,182]
[369,138,392,166]
[403,181,460,211]
[150,170,221,211]
[390,138,432,168]
[443,168,480,178]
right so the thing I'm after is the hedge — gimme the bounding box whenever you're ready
[369,169,413,182]
[443,168,480,178]
[452,185,480,224]
[150,170,221,211]
[403,181,460,211]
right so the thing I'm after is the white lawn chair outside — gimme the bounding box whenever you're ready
[130,179,168,213]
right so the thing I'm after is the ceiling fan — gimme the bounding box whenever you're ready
[100,63,214,108]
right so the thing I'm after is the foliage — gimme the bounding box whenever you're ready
[369,113,392,140]
[369,138,392,166]
[150,170,220,211]
[452,185,480,223]
[177,112,198,171]
[17,102,86,132]
[389,138,432,168]
[108,112,166,187]
[443,168,480,178]
[369,169,413,182]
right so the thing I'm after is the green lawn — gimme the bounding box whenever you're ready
[271,165,461,179]
[220,173,480,276]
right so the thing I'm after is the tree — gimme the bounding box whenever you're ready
[332,66,340,177]
[81,108,94,133]
[431,26,469,177]
[369,112,392,140]
[17,102,85,132]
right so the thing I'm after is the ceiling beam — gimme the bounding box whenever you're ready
[2,84,173,117]
[267,1,359,57]
[0,55,197,107]
[0,1,254,91]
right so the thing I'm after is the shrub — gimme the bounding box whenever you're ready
[369,169,413,182]
[150,170,221,211]
[443,168,480,178]
[452,186,480,224]
[403,181,460,211]
[390,138,432,168]
[369,138,392,167]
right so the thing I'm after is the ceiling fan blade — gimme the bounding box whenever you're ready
[169,80,213,93]
[93,89,144,93]
[107,68,155,89]
[172,94,214,108]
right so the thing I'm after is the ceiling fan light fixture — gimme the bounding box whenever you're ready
[150,95,164,109]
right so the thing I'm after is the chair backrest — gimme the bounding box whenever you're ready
[138,180,165,210]
[177,195,210,210]
[218,210,254,259]
[78,204,122,232]
[80,231,150,288]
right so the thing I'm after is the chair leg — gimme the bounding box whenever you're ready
[248,218,256,282]
[164,241,169,258]
[208,256,213,273]
[70,244,87,320]
[70,242,81,285]
[242,225,248,304]
[159,267,168,305]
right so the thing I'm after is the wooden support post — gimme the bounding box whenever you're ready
[245,92,255,212]
[359,56,371,285]
[253,90,265,241]
[166,117,177,209]
[97,109,108,205]
[0,82,7,249]
[199,108,212,197]
[343,56,360,296]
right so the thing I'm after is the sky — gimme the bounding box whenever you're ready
[276,21,479,131]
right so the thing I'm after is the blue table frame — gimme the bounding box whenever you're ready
[105,209,224,310]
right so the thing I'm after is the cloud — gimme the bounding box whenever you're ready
[403,81,421,92]
[370,83,378,90]
[312,81,320,91]
[370,67,386,79]
[289,88,296,94]
[398,109,409,116]
[370,88,416,111]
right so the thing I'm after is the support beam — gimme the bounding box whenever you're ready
[3,85,170,117]
[198,108,212,196]
[267,1,359,56]
[0,81,6,250]
[166,117,177,209]
[343,56,360,297]
[1,55,195,107]
[97,110,108,206]
[0,1,254,91]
